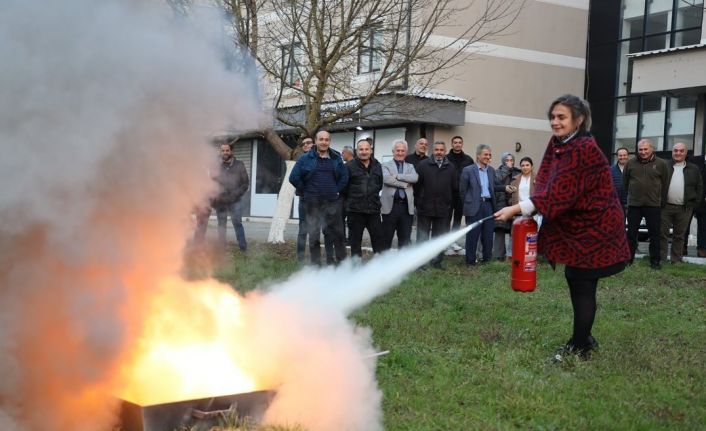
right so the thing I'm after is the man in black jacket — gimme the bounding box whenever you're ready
[416,141,458,269]
[446,135,474,231]
[344,139,384,257]
[611,147,629,215]
[213,142,249,251]
[405,137,429,168]
[688,154,706,257]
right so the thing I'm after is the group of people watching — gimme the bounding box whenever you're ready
[291,94,631,362]
[290,131,417,265]
[194,114,706,276]
[612,139,705,269]
[196,94,705,363]
[289,130,543,269]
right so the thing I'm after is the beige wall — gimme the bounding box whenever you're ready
[416,0,588,167]
[434,0,588,57]
[439,58,585,118]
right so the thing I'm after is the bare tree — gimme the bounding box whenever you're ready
[228,0,522,155]
[167,0,524,241]
[171,0,523,157]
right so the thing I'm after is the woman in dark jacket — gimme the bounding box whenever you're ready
[493,152,520,260]
[495,94,630,361]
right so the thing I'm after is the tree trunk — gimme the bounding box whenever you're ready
[267,160,297,243]
[263,128,293,161]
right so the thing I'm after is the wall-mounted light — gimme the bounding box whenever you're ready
[355,126,364,131]
[515,142,521,152]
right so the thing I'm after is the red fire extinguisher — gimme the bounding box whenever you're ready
[511,217,538,292]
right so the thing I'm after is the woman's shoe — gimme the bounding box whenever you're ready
[550,337,598,363]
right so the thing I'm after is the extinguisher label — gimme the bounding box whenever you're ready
[524,233,538,272]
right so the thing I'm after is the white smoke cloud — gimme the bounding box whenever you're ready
[239,293,383,431]
[240,228,473,431]
[0,0,259,429]
[0,0,481,429]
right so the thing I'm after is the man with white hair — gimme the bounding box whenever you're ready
[381,140,418,249]
[660,142,703,263]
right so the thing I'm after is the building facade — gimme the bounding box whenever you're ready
[237,0,590,217]
[586,0,705,157]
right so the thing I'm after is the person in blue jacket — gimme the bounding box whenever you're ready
[289,130,349,265]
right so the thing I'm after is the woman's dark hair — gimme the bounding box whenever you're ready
[519,156,533,166]
[547,94,592,133]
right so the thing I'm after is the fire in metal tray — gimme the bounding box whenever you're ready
[118,390,275,431]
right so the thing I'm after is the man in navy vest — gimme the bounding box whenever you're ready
[289,130,349,265]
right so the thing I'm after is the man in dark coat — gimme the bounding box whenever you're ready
[611,147,629,215]
[289,130,349,265]
[460,144,497,265]
[211,142,249,251]
[344,139,384,257]
[415,141,458,269]
[405,137,429,210]
[687,154,706,257]
[404,137,429,168]
[446,135,474,231]
[493,152,519,259]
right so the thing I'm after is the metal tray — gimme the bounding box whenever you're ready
[118,390,275,431]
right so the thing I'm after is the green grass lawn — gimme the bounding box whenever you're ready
[211,243,706,431]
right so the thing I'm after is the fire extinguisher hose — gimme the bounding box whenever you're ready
[465,215,494,232]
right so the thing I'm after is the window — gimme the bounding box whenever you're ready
[644,11,668,36]
[675,0,704,31]
[357,26,382,74]
[255,140,286,194]
[281,43,303,87]
[667,96,696,151]
[613,0,702,151]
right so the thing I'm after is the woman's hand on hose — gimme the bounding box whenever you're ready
[494,204,521,222]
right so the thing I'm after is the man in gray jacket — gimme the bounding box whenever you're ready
[624,139,669,269]
[460,144,497,265]
[381,140,418,249]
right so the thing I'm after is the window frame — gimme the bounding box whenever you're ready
[357,25,382,75]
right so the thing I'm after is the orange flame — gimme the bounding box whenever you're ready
[117,276,257,405]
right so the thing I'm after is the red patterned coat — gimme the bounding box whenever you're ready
[531,133,631,269]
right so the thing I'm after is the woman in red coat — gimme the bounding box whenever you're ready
[495,94,630,360]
